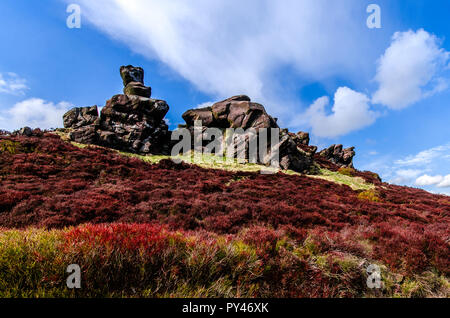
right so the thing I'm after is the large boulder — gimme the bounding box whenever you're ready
[98,94,170,154]
[318,144,355,168]
[181,96,314,173]
[63,106,99,129]
[183,95,278,129]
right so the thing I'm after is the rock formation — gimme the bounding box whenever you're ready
[183,95,278,129]
[318,144,355,168]
[120,65,151,98]
[182,95,315,173]
[63,65,171,154]
[63,106,99,129]
[60,65,358,173]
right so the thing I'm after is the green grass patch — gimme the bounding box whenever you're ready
[311,169,375,191]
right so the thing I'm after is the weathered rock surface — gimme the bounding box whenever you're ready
[63,106,99,129]
[12,127,43,137]
[182,96,315,173]
[120,65,151,98]
[318,144,355,168]
[17,126,33,137]
[120,65,144,86]
[60,65,358,172]
[183,95,278,129]
[63,65,170,154]
[98,94,170,154]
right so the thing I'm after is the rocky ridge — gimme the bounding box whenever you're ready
[61,65,355,173]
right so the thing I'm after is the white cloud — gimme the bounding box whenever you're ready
[72,0,377,119]
[298,87,377,138]
[415,174,444,186]
[437,175,450,188]
[1,98,72,131]
[0,72,29,95]
[195,101,214,109]
[395,143,450,166]
[415,174,450,188]
[372,29,450,109]
[390,169,423,185]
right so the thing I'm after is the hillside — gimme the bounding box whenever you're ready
[0,131,448,297]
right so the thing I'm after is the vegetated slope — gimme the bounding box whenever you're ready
[0,133,449,297]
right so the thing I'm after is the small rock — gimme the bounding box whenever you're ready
[18,126,33,137]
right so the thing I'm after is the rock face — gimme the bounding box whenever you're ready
[120,65,151,98]
[318,144,355,168]
[63,106,99,129]
[98,94,170,154]
[182,96,315,173]
[60,65,358,172]
[183,95,278,129]
[63,65,170,154]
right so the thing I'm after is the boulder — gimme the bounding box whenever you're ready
[319,144,355,168]
[182,96,314,173]
[276,129,315,172]
[124,81,151,98]
[293,131,310,145]
[18,126,33,137]
[98,94,170,154]
[120,65,144,86]
[63,106,99,129]
[120,65,151,98]
[69,125,98,144]
[183,95,278,129]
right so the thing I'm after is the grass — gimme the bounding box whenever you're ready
[310,169,375,191]
[0,224,447,298]
[53,130,375,190]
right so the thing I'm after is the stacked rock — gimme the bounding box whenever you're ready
[120,65,151,98]
[63,65,171,155]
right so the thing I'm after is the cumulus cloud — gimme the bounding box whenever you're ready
[63,2,450,139]
[298,87,377,138]
[437,175,450,188]
[72,0,376,117]
[372,29,450,109]
[415,174,450,188]
[0,72,29,95]
[1,98,72,131]
[390,169,423,185]
[415,174,444,186]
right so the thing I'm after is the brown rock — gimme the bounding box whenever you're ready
[120,65,144,86]
[319,144,355,168]
[63,106,99,129]
[183,95,278,130]
[182,96,314,173]
[124,82,151,98]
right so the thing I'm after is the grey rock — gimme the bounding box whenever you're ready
[63,106,99,129]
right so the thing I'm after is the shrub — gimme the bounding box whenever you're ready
[338,167,356,177]
[358,190,382,202]
[0,134,449,281]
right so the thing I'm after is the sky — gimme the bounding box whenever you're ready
[0,0,449,195]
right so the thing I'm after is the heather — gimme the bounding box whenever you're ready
[0,133,449,297]
[0,224,448,297]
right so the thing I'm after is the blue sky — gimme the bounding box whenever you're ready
[0,0,449,195]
